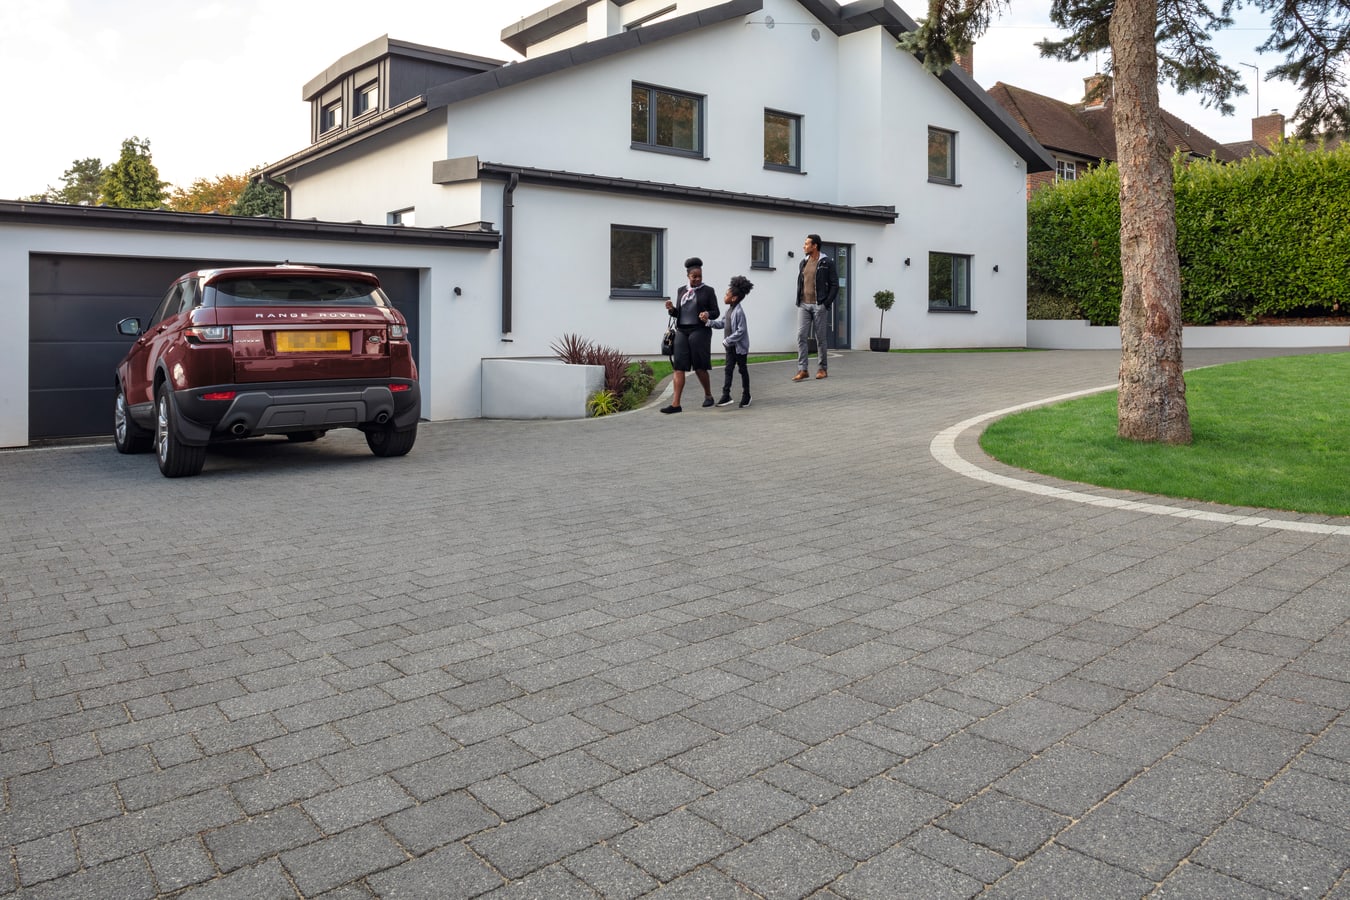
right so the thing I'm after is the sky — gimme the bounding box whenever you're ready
[1,0,1300,202]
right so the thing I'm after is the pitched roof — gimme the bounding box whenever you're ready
[988,81,1241,164]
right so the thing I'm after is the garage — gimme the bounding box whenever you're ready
[29,254,420,440]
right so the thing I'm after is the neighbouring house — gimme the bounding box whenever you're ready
[1224,110,1346,156]
[987,75,1241,196]
[260,0,1052,400]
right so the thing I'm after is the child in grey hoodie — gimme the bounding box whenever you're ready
[701,275,753,408]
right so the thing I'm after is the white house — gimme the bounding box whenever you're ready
[0,0,1051,448]
[261,0,1052,409]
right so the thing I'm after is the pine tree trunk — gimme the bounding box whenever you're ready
[1110,0,1192,444]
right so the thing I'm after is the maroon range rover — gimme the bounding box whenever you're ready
[114,265,420,477]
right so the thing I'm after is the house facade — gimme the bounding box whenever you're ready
[262,0,1052,409]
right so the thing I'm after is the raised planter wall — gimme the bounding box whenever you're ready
[1027,320,1350,350]
[481,359,604,419]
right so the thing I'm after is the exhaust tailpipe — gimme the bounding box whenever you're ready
[230,422,248,436]
[374,412,391,425]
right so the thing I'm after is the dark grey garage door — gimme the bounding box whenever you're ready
[29,254,421,440]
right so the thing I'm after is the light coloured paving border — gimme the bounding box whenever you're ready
[930,384,1350,537]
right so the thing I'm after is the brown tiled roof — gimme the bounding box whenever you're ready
[988,82,1242,164]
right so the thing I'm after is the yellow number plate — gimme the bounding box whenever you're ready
[276,331,351,353]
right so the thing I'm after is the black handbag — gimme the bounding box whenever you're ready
[661,321,676,356]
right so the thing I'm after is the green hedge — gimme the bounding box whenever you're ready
[1028,141,1350,325]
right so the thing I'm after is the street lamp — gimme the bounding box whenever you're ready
[1240,62,1260,117]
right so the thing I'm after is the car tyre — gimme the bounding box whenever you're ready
[366,422,417,458]
[285,430,325,443]
[156,386,206,477]
[114,382,153,454]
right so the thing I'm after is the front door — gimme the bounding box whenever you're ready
[822,242,851,348]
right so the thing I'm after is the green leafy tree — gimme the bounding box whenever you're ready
[231,178,285,217]
[101,137,167,209]
[901,0,1349,444]
[40,157,106,205]
[167,173,249,214]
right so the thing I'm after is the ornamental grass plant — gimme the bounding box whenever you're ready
[979,354,1350,517]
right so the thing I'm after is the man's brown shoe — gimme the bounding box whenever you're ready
[816,369,828,379]
[792,371,809,382]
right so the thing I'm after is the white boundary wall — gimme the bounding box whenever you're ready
[1028,320,1350,350]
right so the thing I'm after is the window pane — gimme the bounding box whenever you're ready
[928,252,970,309]
[656,90,699,152]
[631,85,649,144]
[751,235,771,267]
[764,111,798,168]
[611,228,660,293]
[928,129,953,181]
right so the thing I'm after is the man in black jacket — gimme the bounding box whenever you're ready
[793,233,839,381]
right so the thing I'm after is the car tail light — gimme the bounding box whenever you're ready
[389,383,412,393]
[186,325,232,343]
[200,391,237,401]
[389,324,407,340]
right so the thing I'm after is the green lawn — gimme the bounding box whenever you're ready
[643,354,797,384]
[979,353,1350,517]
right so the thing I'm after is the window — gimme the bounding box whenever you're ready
[750,236,773,269]
[764,110,802,171]
[928,252,971,310]
[610,226,663,297]
[631,83,703,156]
[355,82,379,117]
[388,208,415,226]
[928,127,956,183]
[1056,159,1077,182]
[321,101,342,133]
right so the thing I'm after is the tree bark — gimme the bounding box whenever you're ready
[1111,0,1192,443]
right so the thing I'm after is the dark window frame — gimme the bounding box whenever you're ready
[763,109,803,172]
[354,81,379,118]
[927,127,957,185]
[928,251,972,311]
[321,100,343,134]
[631,82,705,158]
[610,225,665,299]
[750,235,774,270]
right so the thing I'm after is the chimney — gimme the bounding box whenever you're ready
[1252,110,1285,147]
[955,45,974,77]
[1083,73,1111,109]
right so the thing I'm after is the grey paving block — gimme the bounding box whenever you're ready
[146,836,217,893]
[1230,693,1340,736]
[878,698,977,743]
[468,794,631,880]
[563,845,660,900]
[758,762,848,805]
[366,843,502,898]
[384,791,500,854]
[77,788,243,867]
[993,743,1139,816]
[640,864,761,899]
[1150,862,1286,898]
[301,775,415,833]
[1175,714,1312,779]
[392,737,537,801]
[832,845,983,899]
[980,844,1152,899]
[793,776,948,860]
[15,830,80,886]
[118,749,267,811]
[596,764,709,822]
[278,821,405,895]
[970,697,1096,753]
[1033,675,1130,714]
[891,733,1031,802]
[587,717,718,774]
[903,825,1014,884]
[228,761,339,816]
[936,790,1068,859]
[790,735,900,788]
[1068,706,1201,766]
[762,692,886,744]
[846,663,955,708]
[1238,800,1350,856]
[10,855,157,900]
[1194,818,1345,896]
[689,777,810,840]
[1114,756,1262,831]
[1250,769,1350,828]
[716,828,853,900]
[203,804,321,872]
[1057,803,1203,879]
[682,693,777,733]
[670,725,806,788]
[1128,684,1231,724]
[509,748,623,803]
[611,809,738,882]
[468,774,545,821]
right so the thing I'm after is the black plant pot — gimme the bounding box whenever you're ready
[869,337,891,352]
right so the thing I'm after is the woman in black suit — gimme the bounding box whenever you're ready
[662,257,720,413]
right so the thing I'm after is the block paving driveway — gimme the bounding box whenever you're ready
[1,348,1347,898]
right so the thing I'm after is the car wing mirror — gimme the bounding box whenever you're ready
[116,317,143,337]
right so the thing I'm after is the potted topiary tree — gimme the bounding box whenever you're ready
[871,289,895,351]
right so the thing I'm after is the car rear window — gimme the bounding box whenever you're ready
[211,277,385,307]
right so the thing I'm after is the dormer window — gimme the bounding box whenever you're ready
[321,101,343,134]
[355,82,379,118]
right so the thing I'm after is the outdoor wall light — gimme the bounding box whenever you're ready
[866,256,873,263]
[992,265,999,273]
[904,257,911,266]
[787,250,795,258]
[453,286,463,296]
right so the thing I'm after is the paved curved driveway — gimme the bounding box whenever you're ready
[1,348,1346,898]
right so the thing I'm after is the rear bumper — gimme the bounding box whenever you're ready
[171,379,420,444]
